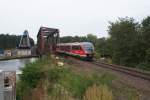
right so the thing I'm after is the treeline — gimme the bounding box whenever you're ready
[60,16,150,70]
[0,34,34,49]
[107,16,150,70]
[60,34,97,45]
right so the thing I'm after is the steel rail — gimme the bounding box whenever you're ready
[92,61,150,81]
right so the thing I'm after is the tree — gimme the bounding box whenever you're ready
[108,17,140,66]
[96,38,113,58]
[86,34,97,46]
[141,16,150,62]
[60,34,97,43]
[60,36,74,43]
[0,34,34,49]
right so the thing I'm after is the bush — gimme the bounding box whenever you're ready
[59,72,93,98]
[17,57,115,100]
[48,84,74,100]
[47,67,115,99]
[17,58,54,100]
[137,62,150,71]
[20,61,43,89]
[94,51,101,59]
[47,67,93,98]
[83,84,113,100]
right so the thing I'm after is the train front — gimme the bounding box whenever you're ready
[81,42,94,60]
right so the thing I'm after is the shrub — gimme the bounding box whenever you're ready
[17,57,115,100]
[59,73,93,98]
[48,84,74,100]
[137,62,150,71]
[94,51,101,59]
[20,61,43,89]
[83,84,113,100]
[47,67,93,98]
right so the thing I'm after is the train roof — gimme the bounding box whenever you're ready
[57,42,93,46]
[80,42,93,45]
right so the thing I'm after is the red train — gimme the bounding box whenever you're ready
[56,42,94,60]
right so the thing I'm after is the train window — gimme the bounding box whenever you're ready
[82,43,94,53]
[72,45,81,50]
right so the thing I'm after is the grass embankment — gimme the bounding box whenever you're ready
[16,56,139,100]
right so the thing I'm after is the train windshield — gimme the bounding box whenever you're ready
[82,43,94,53]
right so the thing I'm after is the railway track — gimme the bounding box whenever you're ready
[93,60,150,81]
[59,55,150,81]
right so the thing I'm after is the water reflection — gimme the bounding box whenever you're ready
[0,58,37,72]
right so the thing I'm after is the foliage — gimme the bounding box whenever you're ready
[16,58,51,100]
[47,66,94,98]
[83,84,113,100]
[58,70,93,98]
[16,80,24,100]
[106,16,150,70]
[17,57,115,100]
[48,84,74,100]
[95,38,113,58]
[86,34,97,46]
[47,64,115,99]
[141,16,150,62]
[136,62,150,70]
[20,62,43,88]
[108,17,140,66]
[0,34,34,49]
[60,34,97,44]
[0,34,20,49]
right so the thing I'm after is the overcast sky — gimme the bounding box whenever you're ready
[0,0,149,41]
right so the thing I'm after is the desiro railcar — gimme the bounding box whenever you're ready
[56,42,94,60]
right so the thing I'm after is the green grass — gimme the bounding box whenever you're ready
[47,66,115,99]
[17,56,140,100]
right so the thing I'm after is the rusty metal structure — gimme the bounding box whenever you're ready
[37,27,59,56]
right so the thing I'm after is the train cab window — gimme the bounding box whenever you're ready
[82,44,94,52]
[72,45,81,50]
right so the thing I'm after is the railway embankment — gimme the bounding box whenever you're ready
[63,57,150,100]
[16,55,149,100]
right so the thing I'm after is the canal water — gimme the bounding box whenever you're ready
[0,58,37,72]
